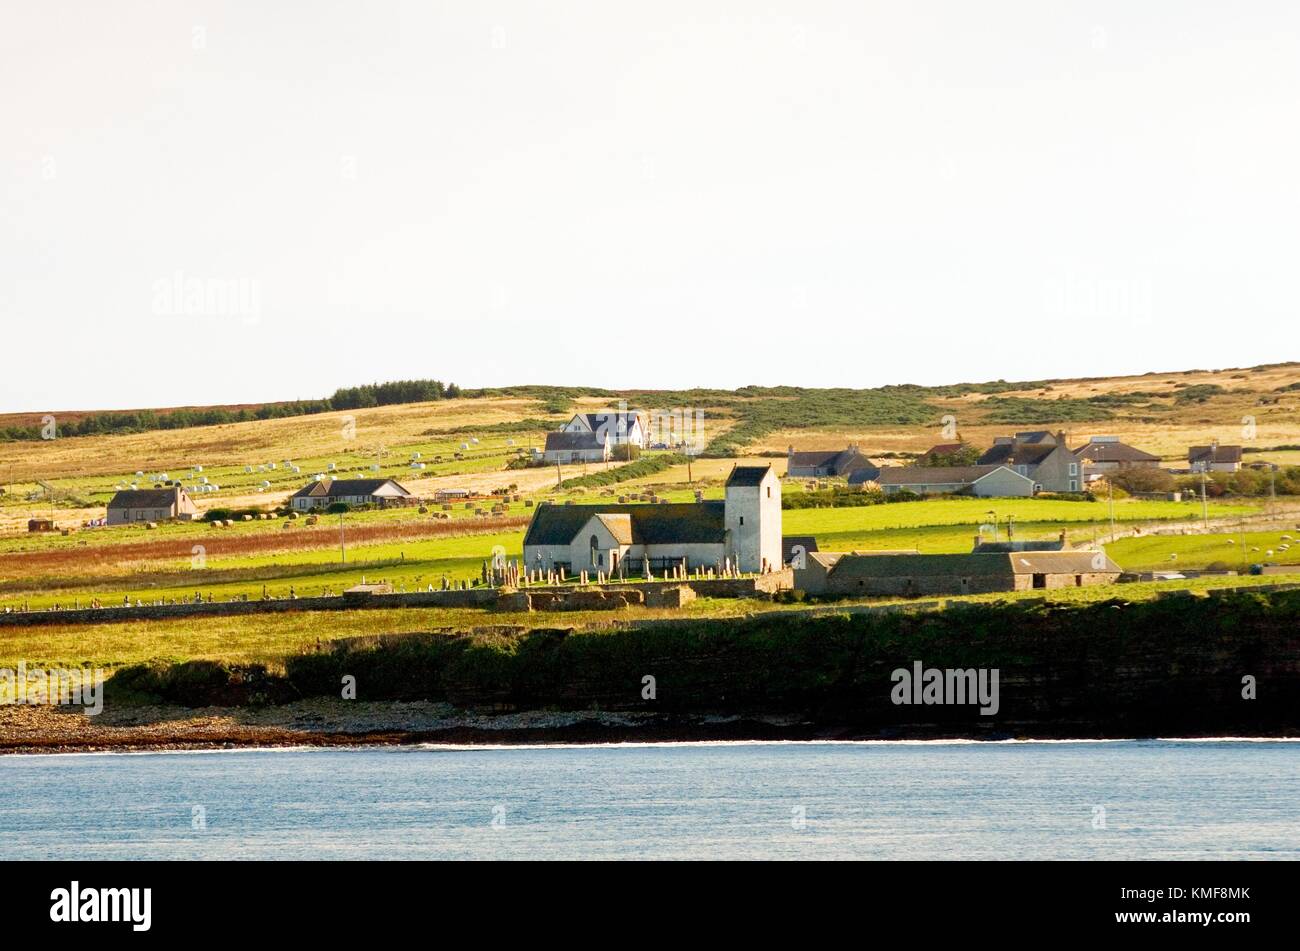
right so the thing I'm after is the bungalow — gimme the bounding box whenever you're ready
[290,478,411,511]
[876,464,1036,498]
[522,464,782,575]
[786,444,878,479]
[107,486,198,525]
[1188,443,1243,473]
[542,430,610,464]
[561,410,647,448]
[794,549,1121,597]
[1072,436,1161,477]
[977,430,1081,493]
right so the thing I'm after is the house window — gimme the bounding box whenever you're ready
[739,516,744,526]
[767,486,771,498]
[1069,462,1078,476]
[1069,480,1078,491]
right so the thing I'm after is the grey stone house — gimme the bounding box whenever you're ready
[106,485,199,525]
[978,430,1082,493]
[786,444,878,480]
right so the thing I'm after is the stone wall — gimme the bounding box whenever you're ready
[0,570,793,628]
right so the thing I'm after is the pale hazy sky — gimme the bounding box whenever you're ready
[3,2,1297,412]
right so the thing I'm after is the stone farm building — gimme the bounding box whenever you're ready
[786,444,879,480]
[561,410,648,448]
[876,464,1036,498]
[795,549,1122,597]
[977,430,1082,493]
[541,430,611,464]
[106,486,198,525]
[522,464,782,575]
[290,478,411,511]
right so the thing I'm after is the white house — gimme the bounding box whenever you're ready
[290,478,411,511]
[522,464,782,575]
[561,410,647,448]
[1188,443,1243,473]
[541,430,610,464]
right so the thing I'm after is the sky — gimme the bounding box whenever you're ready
[3,1,1298,412]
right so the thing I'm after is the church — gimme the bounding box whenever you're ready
[522,465,782,576]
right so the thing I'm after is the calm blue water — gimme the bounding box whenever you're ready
[1,741,1296,860]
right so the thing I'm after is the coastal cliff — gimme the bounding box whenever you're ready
[44,588,1296,751]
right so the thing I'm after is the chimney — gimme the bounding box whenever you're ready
[788,445,794,457]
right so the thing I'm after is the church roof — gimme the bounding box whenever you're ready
[523,501,727,547]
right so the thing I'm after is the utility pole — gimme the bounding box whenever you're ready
[1200,471,1209,530]
[1107,478,1116,543]
[555,461,563,487]
[1007,514,1015,541]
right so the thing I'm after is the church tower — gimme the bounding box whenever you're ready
[724,464,782,573]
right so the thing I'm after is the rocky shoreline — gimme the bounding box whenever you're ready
[4,701,1297,754]
[0,701,822,754]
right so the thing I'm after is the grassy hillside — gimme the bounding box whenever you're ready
[2,360,1300,674]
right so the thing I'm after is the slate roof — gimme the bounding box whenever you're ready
[782,535,819,564]
[726,464,773,487]
[821,549,1120,580]
[787,449,845,469]
[544,431,607,452]
[876,465,1003,486]
[847,464,883,485]
[569,411,645,433]
[1008,551,1121,574]
[1189,445,1243,464]
[107,488,180,510]
[978,443,1059,466]
[787,447,876,476]
[1072,441,1160,463]
[523,501,726,547]
[290,479,408,499]
[827,553,1015,579]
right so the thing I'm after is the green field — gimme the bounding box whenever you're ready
[0,493,1281,611]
